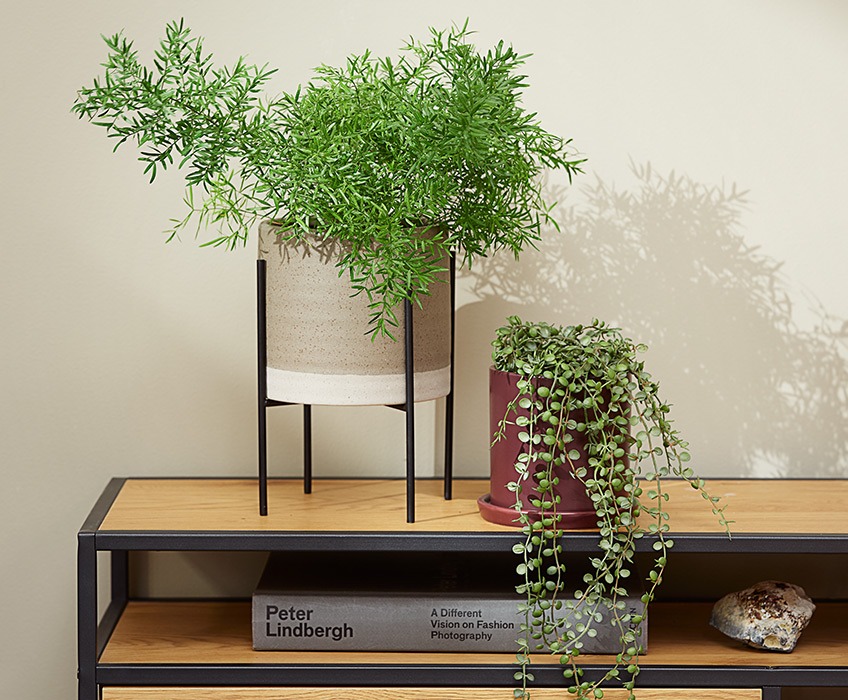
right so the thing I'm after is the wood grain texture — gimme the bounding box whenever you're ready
[99,600,847,667]
[98,478,848,535]
[103,688,760,700]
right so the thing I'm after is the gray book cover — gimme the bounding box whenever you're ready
[252,552,646,653]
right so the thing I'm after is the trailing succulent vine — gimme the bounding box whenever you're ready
[72,20,583,337]
[492,317,732,699]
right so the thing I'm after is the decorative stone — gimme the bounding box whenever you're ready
[710,581,816,652]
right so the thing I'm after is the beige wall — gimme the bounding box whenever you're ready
[2,1,847,697]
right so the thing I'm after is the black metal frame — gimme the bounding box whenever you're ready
[78,477,848,699]
[257,254,456,523]
[77,478,128,700]
[93,527,848,554]
[90,662,843,689]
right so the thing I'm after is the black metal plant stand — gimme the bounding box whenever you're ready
[256,254,456,523]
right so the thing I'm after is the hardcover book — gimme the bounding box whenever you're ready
[252,551,647,653]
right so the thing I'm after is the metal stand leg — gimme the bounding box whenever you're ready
[303,404,313,494]
[258,407,268,516]
[257,260,269,516]
[258,259,315,512]
[762,688,781,700]
[404,297,416,523]
[444,251,456,500]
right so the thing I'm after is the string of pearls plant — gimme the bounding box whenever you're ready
[492,316,732,699]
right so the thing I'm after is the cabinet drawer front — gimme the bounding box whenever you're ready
[103,688,762,700]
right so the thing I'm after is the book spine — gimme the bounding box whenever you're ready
[252,595,645,653]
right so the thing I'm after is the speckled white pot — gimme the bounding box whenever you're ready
[258,221,451,406]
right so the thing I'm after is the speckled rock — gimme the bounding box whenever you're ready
[710,581,815,652]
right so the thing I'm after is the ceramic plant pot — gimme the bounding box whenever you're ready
[258,221,451,406]
[478,367,598,528]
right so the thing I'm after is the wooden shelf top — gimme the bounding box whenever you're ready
[97,478,848,536]
[100,600,848,668]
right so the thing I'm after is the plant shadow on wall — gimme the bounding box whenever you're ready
[455,163,848,477]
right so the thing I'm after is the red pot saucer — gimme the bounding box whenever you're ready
[477,493,599,530]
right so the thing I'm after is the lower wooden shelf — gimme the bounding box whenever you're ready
[100,600,847,668]
[101,688,762,700]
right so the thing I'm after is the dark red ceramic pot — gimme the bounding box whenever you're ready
[478,367,599,529]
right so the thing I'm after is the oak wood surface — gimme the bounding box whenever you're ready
[98,478,848,535]
[102,688,761,700]
[99,600,847,668]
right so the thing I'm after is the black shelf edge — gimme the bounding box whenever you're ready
[93,530,848,554]
[95,531,522,552]
[95,663,848,687]
[656,533,848,554]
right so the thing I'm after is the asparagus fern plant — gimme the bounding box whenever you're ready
[73,20,583,336]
